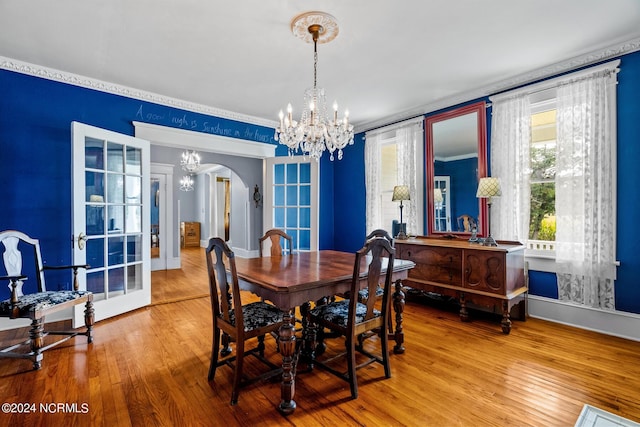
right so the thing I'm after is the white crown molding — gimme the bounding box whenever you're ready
[0,56,279,129]
[355,36,640,134]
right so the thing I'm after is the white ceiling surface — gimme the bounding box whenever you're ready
[1,1,640,134]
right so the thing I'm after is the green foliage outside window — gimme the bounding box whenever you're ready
[529,145,556,240]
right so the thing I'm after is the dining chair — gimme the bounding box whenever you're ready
[457,214,477,232]
[258,228,293,257]
[259,229,295,349]
[205,237,286,405]
[308,236,396,399]
[0,230,94,370]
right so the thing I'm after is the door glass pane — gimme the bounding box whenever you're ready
[274,164,285,184]
[126,206,141,233]
[85,137,104,170]
[126,147,142,175]
[87,271,105,300]
[108,236,124,266]
[107,142,124,173]
[128,235,142,262]
[127,264,142,291]
[126,176,142,204]
[86,238,105,268]
[286,164,298,183]
[275,186,285,205]
[86,205,105,236]
[108,267,125,297]
[85,171,105,202]
[107,205,124,233]
[286,186,297,205]
[107,174,124,203]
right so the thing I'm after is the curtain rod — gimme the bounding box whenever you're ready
[490,59,620,102]
[364,116,424,137]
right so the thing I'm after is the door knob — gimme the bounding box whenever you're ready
[77,232,88,250]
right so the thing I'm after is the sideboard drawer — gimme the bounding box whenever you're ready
[401,245,462,285]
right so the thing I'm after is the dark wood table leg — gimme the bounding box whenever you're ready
[391,279,405,354]
[299,301,316,369]
[278,309,297,415]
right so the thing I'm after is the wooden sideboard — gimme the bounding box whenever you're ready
[181,221,200,248]
[395,237,526,334]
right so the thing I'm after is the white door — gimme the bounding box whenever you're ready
[71,122,151,325]
[264,157,319,252]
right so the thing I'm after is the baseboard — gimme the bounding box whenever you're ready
[528,295,640,342]
[231,247,259,259]
[167,256,181,270]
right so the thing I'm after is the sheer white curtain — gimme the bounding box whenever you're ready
[365,131,382,234]
[490,93,531,242]
[396,123,421,235]
[555,68,617,310]
[365,119,423,235]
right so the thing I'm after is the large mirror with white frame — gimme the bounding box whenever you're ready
[425,101,488,237]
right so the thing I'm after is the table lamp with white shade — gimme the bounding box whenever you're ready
[392,185,410,240]
[476,177,501,246]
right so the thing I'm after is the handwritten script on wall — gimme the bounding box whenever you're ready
[135,104,275,145]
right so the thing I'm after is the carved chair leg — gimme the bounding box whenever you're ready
[29,318,45,370]
[84,299,95,343]
[459,293,470,322]
[220,332,232,357]
[208,327,221,381]
[257,335,266,357]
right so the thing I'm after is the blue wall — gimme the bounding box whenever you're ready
[2,49,640,314]
[0,69,282,298]
[333,50,640,315]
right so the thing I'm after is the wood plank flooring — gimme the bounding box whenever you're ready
[1,247,639,426]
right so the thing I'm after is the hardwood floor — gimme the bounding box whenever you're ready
[1,248,639,426]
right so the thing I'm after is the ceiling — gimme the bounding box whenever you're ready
[1,1,640,134]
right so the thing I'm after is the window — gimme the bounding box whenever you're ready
[490,60,618,309]
[529,97,557,251]
[365,119,423,237]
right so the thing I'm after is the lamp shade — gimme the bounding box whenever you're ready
[476,177,502,198]
[392,185,410,202]
[433,188,443,204]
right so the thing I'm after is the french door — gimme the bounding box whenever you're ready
[264,157,319,252]
[71,122,151,325]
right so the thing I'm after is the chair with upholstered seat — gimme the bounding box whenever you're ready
[205,237,286,405]
[259,229,293,257]
[0,230,94,370]
[308,236,396,399]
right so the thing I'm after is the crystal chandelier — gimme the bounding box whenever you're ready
[275,12,354,162]
[180,175,194,192]
[180,150,200,172]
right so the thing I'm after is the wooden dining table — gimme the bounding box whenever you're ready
[233,250,415,415]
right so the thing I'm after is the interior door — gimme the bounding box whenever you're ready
[264,157,319,252]
[71,122,151,325]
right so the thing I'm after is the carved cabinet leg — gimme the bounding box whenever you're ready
[278,309,297,415]
[392,279,405,354]
[459,293,470,322]
[501,300,512,334]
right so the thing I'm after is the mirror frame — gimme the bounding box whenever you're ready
[425,101,488,237]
